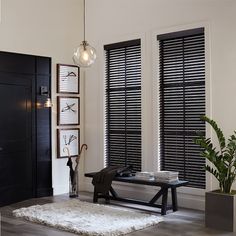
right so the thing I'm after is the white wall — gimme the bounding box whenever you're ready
[83,0,236,210]
[1,0,235,209]
[0,0,84,195]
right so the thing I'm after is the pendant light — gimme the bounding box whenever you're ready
[73,0,96,67]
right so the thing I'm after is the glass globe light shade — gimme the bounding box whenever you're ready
[73,41,96,67]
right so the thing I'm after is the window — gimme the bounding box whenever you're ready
[104,39,142,172]
[157,28,206,188]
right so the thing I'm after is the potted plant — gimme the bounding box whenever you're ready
[194,116,236,232]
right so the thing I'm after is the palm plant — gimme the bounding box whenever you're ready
[194,116,236,194]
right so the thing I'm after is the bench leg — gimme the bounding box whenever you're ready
[93,187,98,203]
[110,186,118,199]
[105,191,110,204]
[161,188,168,215]
[149,187,166,204]
[171,187,178,211]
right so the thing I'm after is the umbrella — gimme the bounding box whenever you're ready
[67,157,74,185]
[64,147,75,188]
[72,144,88,186]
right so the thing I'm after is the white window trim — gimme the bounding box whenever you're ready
[151,21,213,195]
[96,32,148,172]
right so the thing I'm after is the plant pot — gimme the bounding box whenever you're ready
[206,191,236,232]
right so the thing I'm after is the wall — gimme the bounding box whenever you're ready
[83,0,236,210]
[0,0,84,195]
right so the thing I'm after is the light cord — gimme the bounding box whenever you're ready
[84,0,86,42]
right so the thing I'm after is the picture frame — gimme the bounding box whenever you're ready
[57,128,80,158]
[57,96,80,125]
[57,64,79,94]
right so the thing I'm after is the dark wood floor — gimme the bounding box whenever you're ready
[0,192,235,236]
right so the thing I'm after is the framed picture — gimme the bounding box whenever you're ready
[57,64,79,94]
[57,128,80,158]
[57,96,80,125]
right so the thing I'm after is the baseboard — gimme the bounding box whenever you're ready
[53,185,69,195]
[83,180,205,211]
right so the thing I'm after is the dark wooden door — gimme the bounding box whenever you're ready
[0,52,53,206]
[0,74,34,206]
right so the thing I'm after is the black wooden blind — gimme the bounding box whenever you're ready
[104,39,142,172]
[158,28,206,188]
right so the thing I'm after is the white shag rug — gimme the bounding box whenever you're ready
[13,199,163,236]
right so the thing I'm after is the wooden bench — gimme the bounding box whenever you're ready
[85,172,188,215]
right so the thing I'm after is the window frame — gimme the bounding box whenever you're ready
[151,24,212,193]
[104,39,142,172]
[157,28,206,189]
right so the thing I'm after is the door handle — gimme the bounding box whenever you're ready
[0,147,3,151]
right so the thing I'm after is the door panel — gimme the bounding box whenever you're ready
[0,75,33,206]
